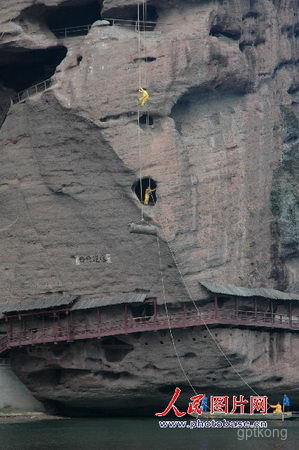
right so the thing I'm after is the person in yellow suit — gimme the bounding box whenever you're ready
[269,402,282,413]
[139,88,150,106]
[144,187,156,205]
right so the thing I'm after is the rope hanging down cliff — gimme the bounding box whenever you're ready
[134,0,202,397]
[132,1,267,404]
[136,1,151,223]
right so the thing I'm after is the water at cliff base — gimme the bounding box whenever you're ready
[0,418,298,449]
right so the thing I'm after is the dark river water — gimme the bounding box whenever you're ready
[0,418,298,450]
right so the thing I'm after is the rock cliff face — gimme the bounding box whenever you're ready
[271,106,299,290]
[0,358,44,411]
[9,326,299,415]
[0,0,298,413]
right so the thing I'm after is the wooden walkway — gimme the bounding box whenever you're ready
[0,308,298,355]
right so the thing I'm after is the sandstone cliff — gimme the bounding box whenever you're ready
[0,0,298,413]
[1,0,298,299]
[10,326,299,415]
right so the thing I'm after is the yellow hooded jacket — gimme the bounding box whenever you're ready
[144,187,156,205]
[270,403,282,413]
[139,88,150,106]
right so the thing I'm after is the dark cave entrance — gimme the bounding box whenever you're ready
[46,1,102,36]
[129,299,156,320]
[101,337,134,362]
[19,1,102,37]
[0,46,67,92]
[136,5,158,25]
[209,25,241,40]
[132,177,157,205]
[139,113,154,127]
[106,5,158,30]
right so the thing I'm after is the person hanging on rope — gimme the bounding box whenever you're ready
[139,88,150,106]
[143,187,156,205]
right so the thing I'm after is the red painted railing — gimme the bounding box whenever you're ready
[0,308,298,355]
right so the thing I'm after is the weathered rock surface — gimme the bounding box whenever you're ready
[0,0,299,413]
[0,359,44,411]
[271,106,299,291]
[0,96,187,302]
[10,326,299,414]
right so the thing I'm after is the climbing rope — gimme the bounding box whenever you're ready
[131,0,268,408]
[158,224,274,411]
[161,231,262,397]
[135,0,206,397]
[135,1,205,396]
[147,129,265,397]
[142,1,153,195]
[137,3,144,221]
[156,235,198,395]
[137,0,206,400]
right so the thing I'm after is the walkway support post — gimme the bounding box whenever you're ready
[21,315,25,340]
[67,311,73,341]
[271,301,274,325]
[124,304,128,333]
[97,308,101,333]
[214,295,218,319]
[153,298,157,321]
[7,318,13,344]
[53,312,57,343]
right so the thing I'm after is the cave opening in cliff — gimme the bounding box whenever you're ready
[46,1,102,36]
[101,337,134,362]
[132,177,157,205]
[18,1,102,37]
[209,25,241,40]
[139,114,154,127]
[129,301,154,320]
[134,57,157,63]
[0,46,67,93]
[106,5,158,30]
